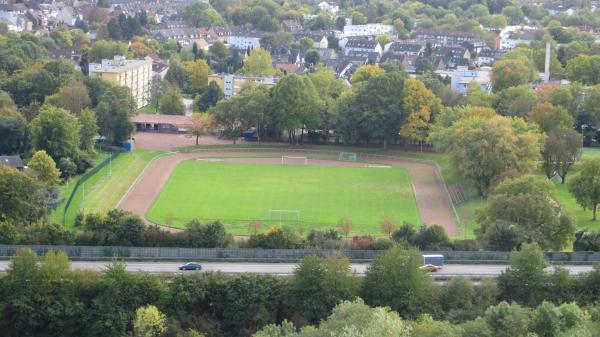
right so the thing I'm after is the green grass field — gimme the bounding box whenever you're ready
[146,160,421,235]
[51,148,163,227]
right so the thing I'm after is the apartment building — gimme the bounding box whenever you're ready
[89,55,152,109]
[208,74,278,98]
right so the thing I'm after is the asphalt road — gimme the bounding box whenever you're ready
[0,261,594,277]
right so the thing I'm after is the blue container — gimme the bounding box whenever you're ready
[122,141,134,152]
[243,131,254,142]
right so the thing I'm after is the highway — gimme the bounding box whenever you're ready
[0,261,594,277]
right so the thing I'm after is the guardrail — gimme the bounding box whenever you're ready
[1,245,600,264]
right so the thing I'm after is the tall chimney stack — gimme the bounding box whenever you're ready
[544,41,551,83]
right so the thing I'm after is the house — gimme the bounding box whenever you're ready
[317,1,339,15]
[346,50,380,64]
[344,39,382,56]
[132,114,192,133]
[476,48,503,66]
[230,28,262,50]
[0,12,31,31]
[0,155,25,171]
[282,20,302,33]
[543,3,576,15]
[208,74,279,98]
[384,42,424,56]
[343,24,395,37]
[0,3,27,15]
[500,27,538,50]
[450,66,492,94]
[415,29,476,46]
[295,32,329,49]
[435,45,471,60]
[57,5,78,26]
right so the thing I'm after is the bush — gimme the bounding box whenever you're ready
[184,220,232,248]
[573,230,600,251]
[247,226,302,249]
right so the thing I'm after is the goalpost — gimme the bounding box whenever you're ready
[339,152,358,161]
[268,209,301,226]
[281,156,308,165]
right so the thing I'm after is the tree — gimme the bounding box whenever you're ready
[498,243,547,306]
[493,85,538,117]
[196,80,223,112]
[566,55,600,85]
[413,224,452,250]
[568,158,600,220]
[182,59,210,95]
[48,80,91,115]
[543,126,581,183]
[209,95,247,144]
[189,113,215,145]
[88,40,128,63]
[304,49,320,66]
[159,86,185,115]
[240,48,274,76]
[150,76,166,113]
[28,150,60,186]
[269,74,322,144]
[380,217,398,237]
[95,86,135,145]
[338,217,353,238]
[350,64,385,84]
[30,105,81,163]
[492,56,537,92]
[400,78,441,146]
[184,220,232,248]
[477,175,574,250]
[165,59,187,91]
[361,246,431,318]
[133,305,167,337]
[79,109,98,152]
[430,113,543,195]
[288,255,358,323]
[526,103,573,133]
[0,92,28,155]
[0,166,48,225]
[484,301,530,337]
[466,81,494,107]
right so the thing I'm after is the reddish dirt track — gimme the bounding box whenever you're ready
[118,150,458,236]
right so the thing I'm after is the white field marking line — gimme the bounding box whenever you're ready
[366,164,391,168]
[196,158,225,162]
[116,151,177,208]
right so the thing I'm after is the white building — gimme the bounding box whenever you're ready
[230,30,262,50]
[89,56,153,109]
[343,24,395,37]
[450,66,492,95]
[499,26,537,50]
[318,2,339,15]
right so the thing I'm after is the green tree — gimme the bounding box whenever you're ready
[0,166,48,225]
[478,175,574,250]
[466,81,494,107]
[159,86,185,115]
[27,150,60,186]
[269,74,322,144]
[150,76,167,113]
[494,85,538,117]
[240,48,275,76]
[484,301,531,337]
[566,55,600,85]
[543,126,581,183]
[78,108,98,152]
[0,91,28,155]
[430,113,543,195]
[361,246,431,318]
[183,220,232,247]
[88,40,129,63]
[165,59,187,91]
[350,64,385,85]
[492,56,537,92]
[526,103,573,134]
[48,80,91,115]
[182,59,210,95]
[133,305,167,337]
[441,277,477,322]
[196,80,223,112]
[498,243,547,306]
[288,255,358,323]
[568,158,600,220]
[29,105,81,163]
[95,86,135,145]
[303,49,320,66]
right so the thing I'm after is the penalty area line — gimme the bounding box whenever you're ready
[365,164,392,169]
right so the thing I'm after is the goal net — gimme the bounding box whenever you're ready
[281,156,308,165]
[268,209,301,226]
[339,152,358,161]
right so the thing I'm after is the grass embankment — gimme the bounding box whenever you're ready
[147,161,420,236]
[51,148,162,228]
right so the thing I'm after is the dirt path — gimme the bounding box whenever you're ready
[118,151,458,236]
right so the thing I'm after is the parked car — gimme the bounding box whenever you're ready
[178,262,202,271]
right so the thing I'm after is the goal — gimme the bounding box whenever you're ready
[281,156,308,165]
[339,152,358,161]
[268,209,301,226]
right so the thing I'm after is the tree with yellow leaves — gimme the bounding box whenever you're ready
[189,113,215,145]
[240,48,275,76]
[182,59,210,95]
[350,64,385,84]
[400,78,441,149]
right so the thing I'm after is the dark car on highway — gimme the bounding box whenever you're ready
[178,262,202,271]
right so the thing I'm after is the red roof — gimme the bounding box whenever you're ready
[132,114,192,126]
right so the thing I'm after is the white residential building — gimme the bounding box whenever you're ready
[343,24,395,37]
[318,1,339,15]
[450,66,492,95]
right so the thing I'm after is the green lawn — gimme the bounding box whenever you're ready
[137,105,159,114]
[147,160,421,235]
[51,148,163,227]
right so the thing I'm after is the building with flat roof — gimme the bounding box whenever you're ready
[208,74,278,98]
[89,55,152,108]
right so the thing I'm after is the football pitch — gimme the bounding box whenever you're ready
[146,160,421,235]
